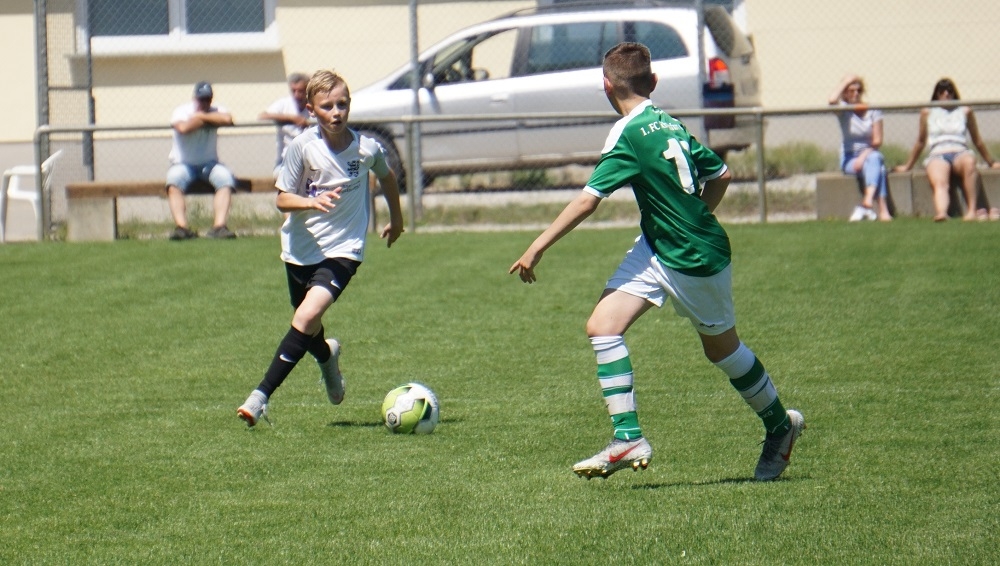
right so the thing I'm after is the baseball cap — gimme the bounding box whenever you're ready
[194,81,213,99]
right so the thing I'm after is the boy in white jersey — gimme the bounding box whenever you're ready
[510,43,804,481]
[238,70,404,427]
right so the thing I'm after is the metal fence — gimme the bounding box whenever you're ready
[24,0,1000,239]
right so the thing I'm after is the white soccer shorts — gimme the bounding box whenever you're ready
[606,235,736,336]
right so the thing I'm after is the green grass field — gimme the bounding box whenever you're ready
[1,220,997,564]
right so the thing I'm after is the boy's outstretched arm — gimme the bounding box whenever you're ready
[700,168,732,213]
[509,192,601,283]
[378,171,405,247]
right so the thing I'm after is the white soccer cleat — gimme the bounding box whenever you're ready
[318,338,345,405]
[754,409,805,481]
[237,390,271,428]
[573,437,653,479]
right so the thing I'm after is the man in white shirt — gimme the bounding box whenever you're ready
[259,73,311,177]
[166,81,238,240]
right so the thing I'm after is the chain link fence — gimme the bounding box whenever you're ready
[26,0,1000,239]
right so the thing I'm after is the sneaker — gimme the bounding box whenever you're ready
[206,225,237,239]
[169,226,197,240]
[237,390,271,427]
[754,409,805,481]
[318,338,345,405]
[572,437,653,479]
[849,206,876,222]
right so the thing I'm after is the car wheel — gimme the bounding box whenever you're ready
[358,129,406,193]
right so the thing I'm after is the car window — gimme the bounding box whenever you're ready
[429,29,519,85]
[468,29,518,81]
[389,36,475,90]
[625,21,688,61]
[522,21,618,75]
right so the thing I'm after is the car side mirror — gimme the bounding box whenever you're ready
[422,72,437,90]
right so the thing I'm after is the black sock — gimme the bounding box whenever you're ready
[307,325,331,362]
[256,326,312,397]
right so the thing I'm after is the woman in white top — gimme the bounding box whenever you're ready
[829,74,892,222]
[895,78,1000,221]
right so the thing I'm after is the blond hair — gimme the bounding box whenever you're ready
[307,70,349,103]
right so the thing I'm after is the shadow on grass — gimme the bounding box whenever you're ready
[326,420,384,428]
[632,475,811,489]
[324,417,465,428]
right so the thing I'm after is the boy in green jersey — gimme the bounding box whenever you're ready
[509,42,804,481]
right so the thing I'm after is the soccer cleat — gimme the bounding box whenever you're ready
[318,338,345,405]
[573,437,652,479]
[754,409,805,481]
[237,390,271,427]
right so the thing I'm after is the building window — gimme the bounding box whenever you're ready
[78,0,277,55]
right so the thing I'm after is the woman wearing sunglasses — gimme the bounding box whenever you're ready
[829,74,893,221]
[895,78,1000,221]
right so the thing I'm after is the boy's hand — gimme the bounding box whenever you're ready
[310,187,342,212]
[509,249,542,283]
[380,223,404,247]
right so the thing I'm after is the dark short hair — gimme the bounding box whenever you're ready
[932,78,960,101]
[603,42,655,97]
[287,72,309,85]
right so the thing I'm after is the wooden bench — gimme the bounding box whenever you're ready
[65,177,276,241]
[816,168,1000,220]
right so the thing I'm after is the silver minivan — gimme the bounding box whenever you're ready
[350,0,761,187]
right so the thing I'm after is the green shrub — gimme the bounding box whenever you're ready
[880,143,910,169]
[726,142,838,179]
[511,168,551,189]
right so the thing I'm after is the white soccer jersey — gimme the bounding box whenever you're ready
[168,102,226,165]
[277,127,390,266]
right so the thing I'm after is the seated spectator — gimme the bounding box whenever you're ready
[829,74,892,222]
[259,73,311,177]
[166,81,238,239]
[894,78,1000,221]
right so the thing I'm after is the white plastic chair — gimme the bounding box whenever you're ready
[0,149,64,243]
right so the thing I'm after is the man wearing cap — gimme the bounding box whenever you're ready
[166,81,238,240]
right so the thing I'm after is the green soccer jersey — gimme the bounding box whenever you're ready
[585,100,731,277]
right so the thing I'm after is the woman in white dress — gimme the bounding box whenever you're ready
[895,78,1000,221]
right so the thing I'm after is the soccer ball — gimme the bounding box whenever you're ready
[381,383,440,434]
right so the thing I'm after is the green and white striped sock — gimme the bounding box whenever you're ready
[717,342,790,435]
[591,335,642,441]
